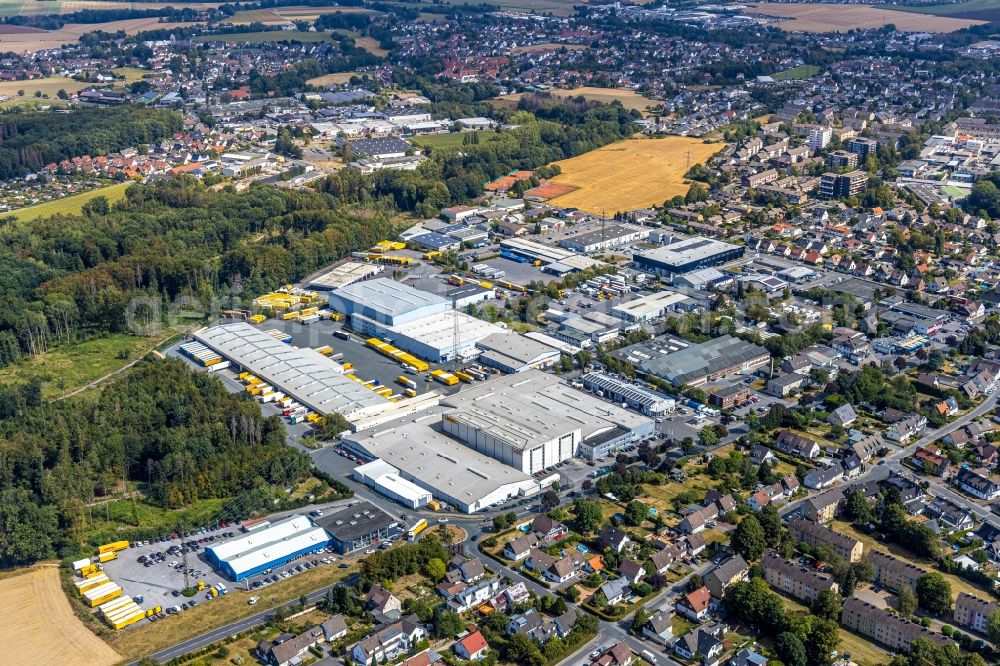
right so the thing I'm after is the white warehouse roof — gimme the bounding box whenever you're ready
[193,322,388,420]
[208,514,328,577]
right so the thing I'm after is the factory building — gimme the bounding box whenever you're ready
[206,515,330,581]
[634,237,744,276]
[439,370,654,471]
[341,415,541,513]
[475,332,561,373]
[307,261,384,291]
[558,224,647,253]
[580,372,676,417]
[370,310,505,363]
[353,459,432,509]
[620,334,770,387]
[314,501,401,554]
[611,290,688,323]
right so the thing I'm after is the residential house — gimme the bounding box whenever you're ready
[351,615,427,666]
[687,533,708,557]
[953,592,998,633]
[828,404,858,427]
[454,631,489,661]
[530,515,568,542]
[924,496,975,532]
[594,642,634,666]
[747,489,772,511]
[804,465,843,490]
[869,551,925,592]
[438,577,501,613]
[802,489,844,523]
[955,468,1000,501]
[761,551,839,603]
[599,578,631,606]
[705,555,749,598]
[674,625,726,666]
[257,626,328,666]
[912,446,951,477]
[553,609,578,638]
[446,556,486,584]
[619,560,647,585]
[599,526,631,553]
[749,445,778,465]
[643,610,675,644]
[504,534,539,561]
[887,414,928,443]
[650,543,685,574]
[729,649,768,666]
[677,586,712,621]
[775,430,821,459]
[840,598,953,652]
[367,584,402,616]
[789,517,863,562]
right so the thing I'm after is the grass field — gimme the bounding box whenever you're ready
[493,86,660,115]
[543,136,723,214]
[772,64,821,80]
[195,29,331,43]
[0,329,176,400]
[307,71,362,86]
[745,2,985,32]
[410,131,500,150]
[0,565,121,666]
[112,66,150,83]
[10,181,131,222]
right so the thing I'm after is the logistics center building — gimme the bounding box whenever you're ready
[205,515,330,581]
[634,237,744,276]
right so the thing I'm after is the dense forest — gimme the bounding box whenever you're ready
[0,359,312,566]
[0,177,396,365]
[0,107,182,180]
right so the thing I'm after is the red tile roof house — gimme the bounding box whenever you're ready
[454,631,489,661]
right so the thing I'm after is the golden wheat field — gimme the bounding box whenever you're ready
[746,2,984,32]
[545,137,723,214]
[0,565,121,666]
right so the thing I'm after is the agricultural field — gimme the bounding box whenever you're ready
[0,18,199,52]
[0,565,121,666]
[0,0,216,17]
[229,4,378,22]
[429,0,580,15]
[195,29,332,43]
[9,181,131,222]
[492,86,660,116]
[306,71,362,86]
[0,75,90,99]
[745,2,984,32]
[542,136,723,214]
[772,64,821,80]
[881,0,1000,20]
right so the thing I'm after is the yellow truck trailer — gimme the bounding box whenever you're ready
[454,371,474,383]
[98,540,129,554]
[98,551,117,563]
[404,388,417,398]
[111,610,146,630]
[146,606,162,617]
[430,370,459,386]
[79,563,99,577]
[315,345,333,356]
[84,583,122,607]
[249,314,267,324]
[75,574,109,594]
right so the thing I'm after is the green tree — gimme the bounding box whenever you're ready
[811,589,843,621]
[433,609,463,638]
[806,619,840,666]
[776,631,808,666]
[574,500,603,535]
[625,500,647,526]
[987,610,1000,646]
[758,502,782,546]
[732,515,767,561]
[699,425,720,447]
[897,584,917,617]
[423,557,447,581]
[916,572,952,615]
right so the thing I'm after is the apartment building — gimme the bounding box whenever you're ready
[869,551,925,592]
[953,592,998,633]
[789,517,863,562]
[841,598,953,653]
[819,170,868,199]
[761,551,839,603]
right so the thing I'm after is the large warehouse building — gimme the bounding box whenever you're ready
[314,501,401,554]
[634,237,744,276]
[353,459,432,509]
[192,323,438,428]
[328,278,505,362]
[621,334,770,387]
[342,414,541,513]
[206,515,330,581]
[439,370,654,470]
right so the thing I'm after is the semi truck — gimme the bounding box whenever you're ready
[407,518,428,540]
[98,540,129,554]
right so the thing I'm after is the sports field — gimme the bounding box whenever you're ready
[493,86,659,115]
[745,2,984,32]
[0,565,121,666]
[544,137,723,214]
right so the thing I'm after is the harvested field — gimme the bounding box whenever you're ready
[194,29,331,43]
[492,86,660,115]
[353,35,388,56]
[0,565,121,666]
[306,71,362,86]
[883,0,1000,20]
[745,2,984,32]
[544,136,723,214]
[0,24,45,33]
[0,75,91,98]
[0,18,198,52]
